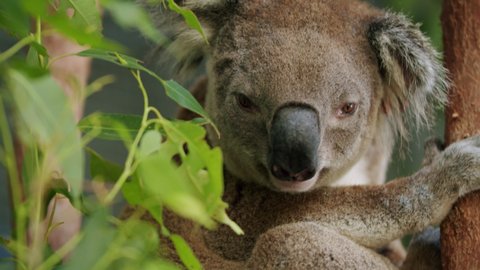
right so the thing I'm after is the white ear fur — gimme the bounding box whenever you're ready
[368,12,448,140]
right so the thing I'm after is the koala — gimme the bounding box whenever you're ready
[125,0,480,269]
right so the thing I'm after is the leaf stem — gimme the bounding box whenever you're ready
[43,196,59,241]
[35,17,45,67]
[0,97,27,268]
[36,233,82,270]
[104,71,151,204]
[0,35,36,63]
[46,52,77,69]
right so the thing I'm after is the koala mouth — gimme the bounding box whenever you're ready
[270,169,325,193]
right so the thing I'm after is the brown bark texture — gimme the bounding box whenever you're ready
[441,0,480,269]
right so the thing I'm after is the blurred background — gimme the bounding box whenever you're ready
[0,0,444,258]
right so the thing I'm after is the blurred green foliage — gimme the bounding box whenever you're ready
[0,1,240,269]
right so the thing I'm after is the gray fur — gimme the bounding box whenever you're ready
[368,12,448,140]
[145,0,237,75]
[130,0,480,269]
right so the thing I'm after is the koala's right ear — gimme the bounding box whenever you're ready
[146,0,238,75]
[367,13,448,140]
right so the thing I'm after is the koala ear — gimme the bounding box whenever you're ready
[367,13,448,140]
[147,0,237,76]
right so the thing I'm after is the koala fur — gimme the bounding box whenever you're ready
[126,0,480,269]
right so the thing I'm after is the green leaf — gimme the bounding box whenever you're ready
[46,14,122,51]
[6,69,84,198]
[167,0,209,44]
[18,0,121,50]
[170,234,203,270]
[44,178,74,214]
[142,259,179,270]
[164,121,222,205]
[118,219,160,258]
[0,0,30,37]
[77,49,147,70]
[163,80,215,133]
[104,0,167,44]
[19,0,49,17]
[122,175,144,206]
[59,0,102,33]
[26,42,48,66]
[138,130,162,159]
[87,148,124,183]
[161,121,241,234]
[137,138,215,229]
[78,113,145,141]
[213,203,244,235]
[77,49,216,131]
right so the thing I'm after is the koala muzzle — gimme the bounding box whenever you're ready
[269,105,320,182]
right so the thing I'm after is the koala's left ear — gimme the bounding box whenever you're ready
[368,13,448,139]
[146,0,237,75]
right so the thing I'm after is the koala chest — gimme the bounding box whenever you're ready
[334,157,380,186]
[201,181,330,261]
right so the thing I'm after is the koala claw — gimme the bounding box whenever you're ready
[443,135,480,158]
[435,135,480,196]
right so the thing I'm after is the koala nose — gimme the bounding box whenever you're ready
[269,105,320,182]
[271,164,316,182]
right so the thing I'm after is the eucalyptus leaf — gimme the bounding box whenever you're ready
[105,0,167,44]
[122,175,144,206]
[78,113,146,141]
[0,0,30,37]
[167,0,208,44]
[26,42,48,67]
[163,121,223,208]
[170,234,203,270]
[77,49,147,71]
[137,141,215,229]
[46,14,122,50]
[19,0,120,50]
[119,220,160,257]
[19,0,49,17]
[163,80,212,127]
[77,49,215,129]
[143,259,179,270]
[6,69,84,197]
[59,0,102,33]
[138,130,162,159]
[87,148,124,183]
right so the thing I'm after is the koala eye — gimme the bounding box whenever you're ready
[235,93,257,112]
[337,102,358,117]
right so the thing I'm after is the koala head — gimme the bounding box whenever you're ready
[153,0,446,192]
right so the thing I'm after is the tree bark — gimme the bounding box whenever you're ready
[440,0,480,269]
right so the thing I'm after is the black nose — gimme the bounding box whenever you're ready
[269,105,320,182]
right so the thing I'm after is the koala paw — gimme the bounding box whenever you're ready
[422,138,445,167]
[432,135,480,196]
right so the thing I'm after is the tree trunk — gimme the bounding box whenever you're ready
[440,0,480,269]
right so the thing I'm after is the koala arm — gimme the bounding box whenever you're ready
[325,135,480,248]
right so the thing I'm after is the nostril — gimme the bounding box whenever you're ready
[292,168,316,182]
[271,164,316,182]
[271,164,291,181]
